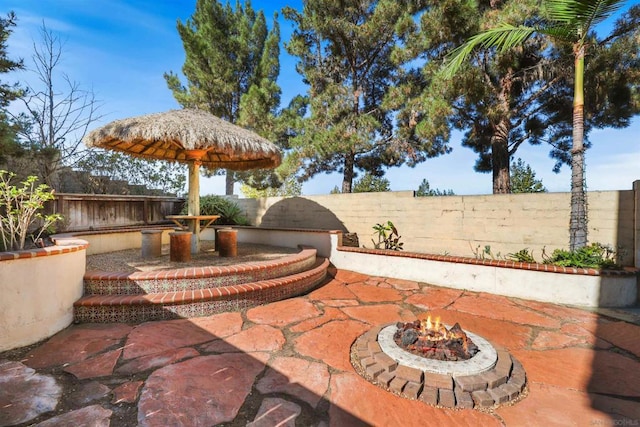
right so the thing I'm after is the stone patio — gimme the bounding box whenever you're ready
[1,268,639,426]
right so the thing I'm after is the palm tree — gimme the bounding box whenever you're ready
[442,0,629,250]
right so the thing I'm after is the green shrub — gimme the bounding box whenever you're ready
[371,220,403,251]
[0,171,63,251]
[181,195,249,225]
[505,248,536,263]
[470,244,499,260]
[469,242,621,269]
[542,243,619,269]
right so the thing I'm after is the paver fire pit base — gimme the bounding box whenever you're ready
[351,324,527,409]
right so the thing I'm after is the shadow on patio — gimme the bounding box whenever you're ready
[1,267,639,426]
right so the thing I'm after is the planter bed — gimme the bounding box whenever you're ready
[331,244,638,308]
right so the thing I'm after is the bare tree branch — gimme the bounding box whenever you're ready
[17,22,104,189]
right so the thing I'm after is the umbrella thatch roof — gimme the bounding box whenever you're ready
[83,109,281,170]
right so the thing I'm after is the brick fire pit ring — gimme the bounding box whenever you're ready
[351,324,527,409]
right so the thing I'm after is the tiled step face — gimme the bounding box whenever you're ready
[83,247,318,295]
[73,258,329,323]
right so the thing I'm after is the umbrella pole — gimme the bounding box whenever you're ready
[188,161,200,254]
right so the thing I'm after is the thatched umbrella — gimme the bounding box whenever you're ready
[83,108,281,249]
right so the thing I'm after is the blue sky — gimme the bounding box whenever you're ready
[4,0,639,196]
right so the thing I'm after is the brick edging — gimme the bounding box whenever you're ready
[0,239,88,261]
[337,246,638,277]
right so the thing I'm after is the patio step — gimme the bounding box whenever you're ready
[73,256,330,323]
[83,246,320,295]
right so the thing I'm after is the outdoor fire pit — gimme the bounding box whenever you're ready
[394,316,479,361]
[351,315,527,409]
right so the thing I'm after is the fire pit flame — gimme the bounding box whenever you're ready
[394,315,480,361]
[420,315,448,341]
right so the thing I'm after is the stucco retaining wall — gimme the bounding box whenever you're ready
[330,238,638,308]
[55,227,174,255]
[0,239,87,352]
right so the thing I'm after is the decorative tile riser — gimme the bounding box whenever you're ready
[83,249,317,295]
[74,259,328,323]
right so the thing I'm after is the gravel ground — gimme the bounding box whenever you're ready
[85,241,299,273]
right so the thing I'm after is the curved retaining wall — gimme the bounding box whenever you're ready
[0,238,88,352]
[54,226,175,255]
[4,225,635,350]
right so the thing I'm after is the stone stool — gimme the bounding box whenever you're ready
[214,227,233,251]
[169,231,192,262]
[217,229,238,257]
[141,229,163,259]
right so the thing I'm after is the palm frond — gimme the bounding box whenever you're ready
[442,24,536,78]
[546,0,626,31]
[541,24,577,40]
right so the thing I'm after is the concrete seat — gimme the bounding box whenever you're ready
[141,229,163,258]
[217,229,237,257]
[169,231,192,262]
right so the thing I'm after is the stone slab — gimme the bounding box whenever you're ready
[247,397,301,427]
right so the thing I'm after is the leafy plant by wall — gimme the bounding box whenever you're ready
[371,221,403,251]
[181,195,250,225]
[0,171,62,251]
[542,243,619,269]
[470,241,621,269]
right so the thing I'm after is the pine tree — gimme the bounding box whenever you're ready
[441,0,640,248]
[165,0,281,195]
[0,12,25,165]
[415,179,455,197]
[352,173,391,193]
[510,158,546,193]
[390,0,551,194]
[392,0,639,201]
[284,0,435,193]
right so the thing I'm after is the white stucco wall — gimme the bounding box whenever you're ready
[0,246,86,352]
[330,244,637,308]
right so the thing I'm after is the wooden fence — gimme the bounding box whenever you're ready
[48,194,185,232]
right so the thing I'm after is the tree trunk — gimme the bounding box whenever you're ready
[342,152,355,193]
[225,170,234,196]
[491,119,511,194]
[569,44,587,250]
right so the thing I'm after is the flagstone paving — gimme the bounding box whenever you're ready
[1,269,639,426]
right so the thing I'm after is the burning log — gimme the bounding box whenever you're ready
[394,316,480,361]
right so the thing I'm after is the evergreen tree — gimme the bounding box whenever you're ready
[284,0,437,193]
[390,0,553,194]
[165,0,281,195]
[442,0,640,248]
[352,173,391,193]
[391,0,639,202]
[0,12,25,164]
[240,174,301,198]
[415,179,455,197]
[510,158,546,193]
